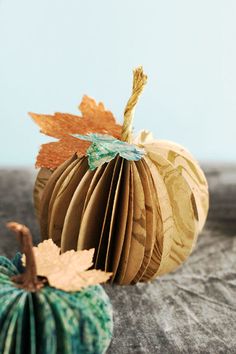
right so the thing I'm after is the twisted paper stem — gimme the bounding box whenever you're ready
[7,222,46,292]
[121,66,147,143]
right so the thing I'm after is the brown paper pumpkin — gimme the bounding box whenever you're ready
[34,167,53,218]
[33,67,209,284]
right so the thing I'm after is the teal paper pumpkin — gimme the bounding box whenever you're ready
[0,225,113,354]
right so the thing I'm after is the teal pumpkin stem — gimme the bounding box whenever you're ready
[6,222,46,292]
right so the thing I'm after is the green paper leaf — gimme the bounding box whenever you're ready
[73,133,145,170]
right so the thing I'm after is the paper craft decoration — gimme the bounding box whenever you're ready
[0,222,113,354]
[31,67,209,284]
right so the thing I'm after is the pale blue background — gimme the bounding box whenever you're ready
[0,0,235,166]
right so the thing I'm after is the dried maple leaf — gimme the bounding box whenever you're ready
[22,239,112,292]
[29,95,122,169]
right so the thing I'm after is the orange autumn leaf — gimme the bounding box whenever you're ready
[30,95,122,169]
[22,239,112,292]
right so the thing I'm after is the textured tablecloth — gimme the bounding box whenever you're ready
[0,166,236,354]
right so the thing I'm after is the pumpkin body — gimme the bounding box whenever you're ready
[134,133,209,276]
[34,168,53,218]
[0,255,113,354]
[36,137,208,284]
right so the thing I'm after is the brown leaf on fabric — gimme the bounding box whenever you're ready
[22,239,112,292]
[30,95,122,169]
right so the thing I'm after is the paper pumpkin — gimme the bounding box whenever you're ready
[0,223,113,354]
[32,67,209,284]
[34,168,53,218]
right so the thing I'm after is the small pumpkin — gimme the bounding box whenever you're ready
[0,223,113,354]
[32,67,209,284]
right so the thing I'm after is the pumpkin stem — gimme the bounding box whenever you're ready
[121,66,147,143]
[6,222,46,292]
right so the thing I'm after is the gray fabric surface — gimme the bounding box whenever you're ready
[0,166,236,354]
